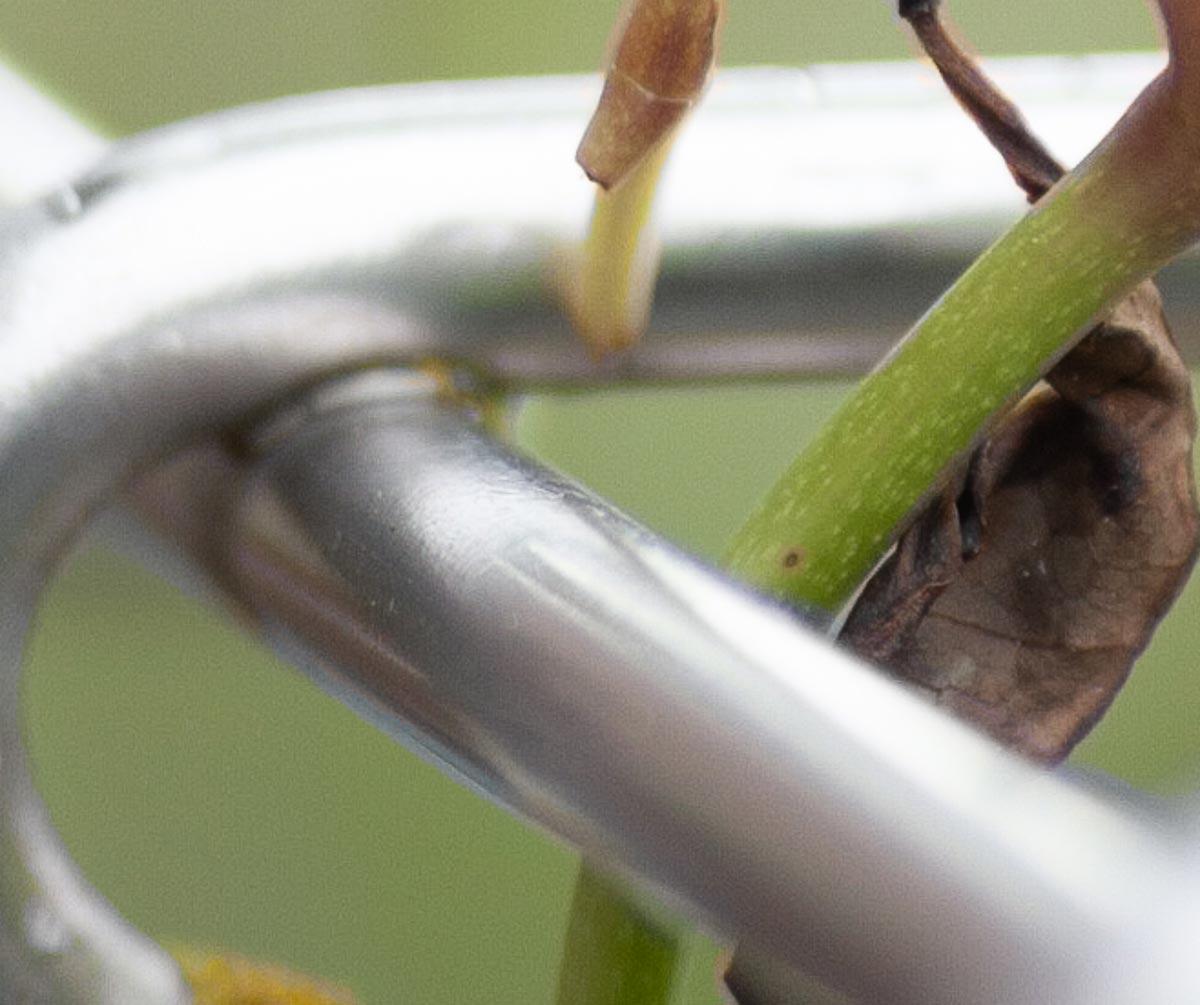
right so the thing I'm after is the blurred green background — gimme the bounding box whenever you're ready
[0,2,1179,1003]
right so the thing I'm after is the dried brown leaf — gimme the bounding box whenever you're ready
[838,2,1200,764]
[577,0,723,189]
[727,9,1199,1005]
[842,282,1198,762]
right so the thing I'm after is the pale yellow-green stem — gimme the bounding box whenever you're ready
[725,53,1200,612]
[565,138,674,356]
[564,0,722,356]
[559,0,723,994]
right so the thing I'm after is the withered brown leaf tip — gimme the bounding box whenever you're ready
[577,0,723,190]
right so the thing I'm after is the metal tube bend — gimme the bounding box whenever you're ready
[0,62,1191,1001]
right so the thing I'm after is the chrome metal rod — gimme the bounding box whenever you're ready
[5,54,1198,394]
[174,370,1182,1005]
[0,61,103,204]
[0,55,1196,1003]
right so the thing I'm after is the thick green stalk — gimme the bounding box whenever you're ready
[725,69,1200,611]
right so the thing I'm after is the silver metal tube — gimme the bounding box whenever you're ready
[0,62,103,205]
[199,371,1185,1005]
[6,53,1200,395]
[0,55,1198,1002]
[0,59,191,1005]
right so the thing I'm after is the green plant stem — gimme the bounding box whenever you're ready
[553,136,693,998]
[556,38,1200,1005]
[568,138,673,356]
[554,867,683,1005]
[725,69,1200,612]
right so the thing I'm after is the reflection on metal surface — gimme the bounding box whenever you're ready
[0,62,103,204]
[5,53,1200,397]
[0,54,1199,1002]
[215,372,1184,1004]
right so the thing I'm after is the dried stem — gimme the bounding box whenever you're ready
[900,0,1060,199]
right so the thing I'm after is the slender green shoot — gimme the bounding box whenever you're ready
[557,2,724,1001]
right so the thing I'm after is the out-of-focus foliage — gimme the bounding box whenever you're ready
[0,0,1156,134]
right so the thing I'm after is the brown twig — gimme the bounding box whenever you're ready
[899,0,1062,201]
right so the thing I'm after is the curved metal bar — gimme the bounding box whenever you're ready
[0,62,103,204]
[190,370,1185,1004]
[6,54,1196,398]
[0,57,1191,1000]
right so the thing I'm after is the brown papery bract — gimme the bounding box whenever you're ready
[841,283,1198,762]
[836,0,1200,764]
[576,0,723,190]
